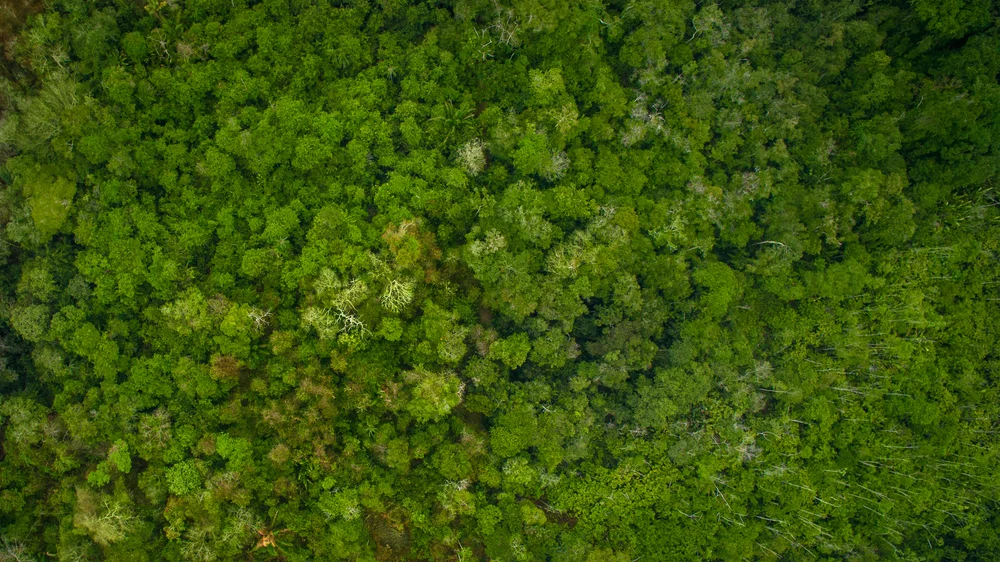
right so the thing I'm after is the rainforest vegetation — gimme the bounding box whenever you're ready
[0,0,999,560]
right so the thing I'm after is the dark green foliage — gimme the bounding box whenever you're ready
[1,0,999,560]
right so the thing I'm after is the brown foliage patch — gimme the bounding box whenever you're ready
[367,509,412,562]
[209,354,241,381]
[0,0,43,59]
[381,219,444,283]
[0,0,43,92]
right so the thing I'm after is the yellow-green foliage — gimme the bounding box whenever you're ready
[18,169,75,240]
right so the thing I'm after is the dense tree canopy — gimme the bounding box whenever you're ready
[1,0,999,560]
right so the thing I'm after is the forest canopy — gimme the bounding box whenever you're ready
[1,0,999,560]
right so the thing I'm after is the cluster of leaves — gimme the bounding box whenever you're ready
[0,0,998,560]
